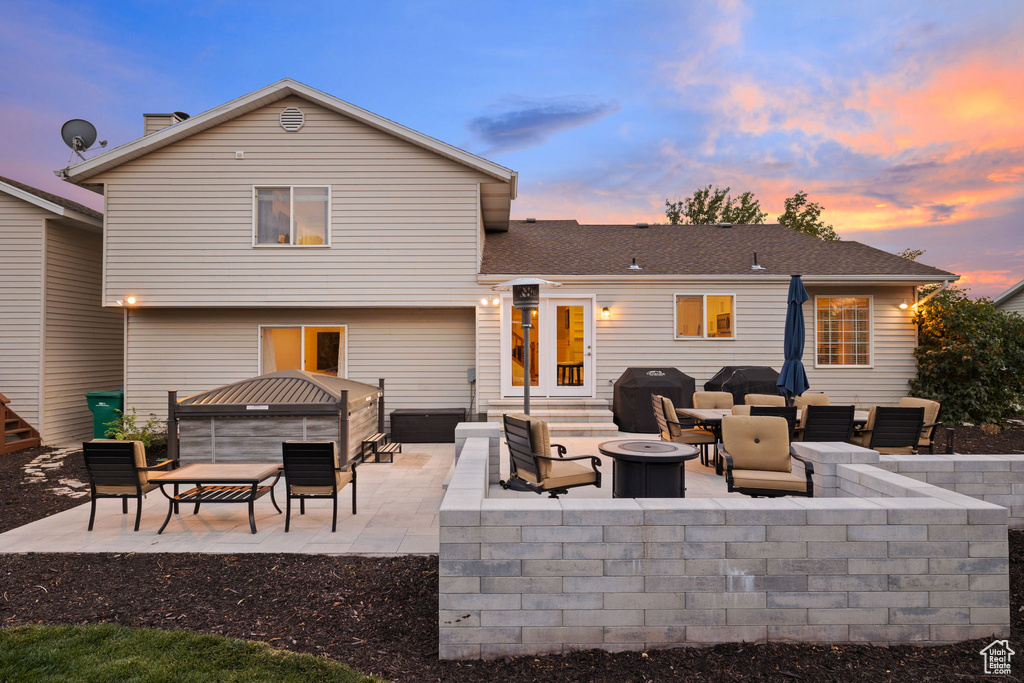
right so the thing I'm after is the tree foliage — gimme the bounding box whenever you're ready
[777,191,840,241]
[665,185,768,225]
[910,286,1024,425]
[898,248,926,261]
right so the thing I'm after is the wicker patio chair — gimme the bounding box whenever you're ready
[281,441,357,532]
[83,439,177,532]
[718,415,814,498]
[500,414,601,498]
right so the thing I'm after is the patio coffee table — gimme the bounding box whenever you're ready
[598,440,699,498]
[151,463,283,534]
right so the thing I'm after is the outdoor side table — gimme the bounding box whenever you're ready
[598,440,699,498]
[150,463,283,534]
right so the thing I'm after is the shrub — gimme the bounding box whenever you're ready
[103,407,167,448]
[910,286,1024,425]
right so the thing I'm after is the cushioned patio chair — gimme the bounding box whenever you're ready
[718,415,814,498]
[652,394,716,466]
[500,414,601,498]
[794,404,856,442]
[693,391,734,409]
[83,439,177,531]
[794,392,830,409]
[749,405,799,436]
[744,393,786,407]
[851,406,925,455]
[281,441,357,532]
[899,397,942,454]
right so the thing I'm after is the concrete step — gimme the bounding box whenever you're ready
[486,408,614,424]
[485,398,610,410]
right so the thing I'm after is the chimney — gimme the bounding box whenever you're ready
[143,111,189,136]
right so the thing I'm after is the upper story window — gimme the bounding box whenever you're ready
[254,186,329,246]
[675,294,735,339]
[815,296,871,366]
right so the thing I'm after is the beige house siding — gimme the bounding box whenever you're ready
[0,193,45,426]
[124,307,475,429]
[92,95,498,308]
[476,281,919,409]
[42,221,123,443]
[995,289,1024,316]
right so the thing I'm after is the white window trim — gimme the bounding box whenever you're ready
[813,295,874,369]
[673,293,737,340]
[257,324,348,377]
[251,185,332,248]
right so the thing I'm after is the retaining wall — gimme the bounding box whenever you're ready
[440,428,1013,660]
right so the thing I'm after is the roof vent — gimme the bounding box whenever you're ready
[718,222,733,229]
[751,252,766,271]
[525,217,536,223]
[280,107,305,132]
[628,257,643,270]
[635,222,649,229]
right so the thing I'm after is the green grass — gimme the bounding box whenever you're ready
[0,624,385,682]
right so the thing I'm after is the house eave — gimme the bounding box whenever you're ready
[0,180,103,228]
[477,273,959,286]
[993,278,1024,306]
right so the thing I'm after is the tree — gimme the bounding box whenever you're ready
[665,185,768,225]
[777,191,839,241]
[910,286,1024,425]
[898,248,926,261]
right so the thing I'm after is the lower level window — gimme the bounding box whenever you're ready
[261,326,345,376]
[816,297,870,366]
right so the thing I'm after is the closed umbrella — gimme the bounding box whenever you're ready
[777,274,810,401]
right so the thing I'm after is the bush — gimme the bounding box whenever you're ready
[910,286,1024,425]
[103,407,167,448]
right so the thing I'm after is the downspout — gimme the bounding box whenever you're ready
[911,280,950,310]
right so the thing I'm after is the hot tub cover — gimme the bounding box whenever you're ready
[177,370,380,414]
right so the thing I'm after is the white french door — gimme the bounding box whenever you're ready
[500,297,594,397]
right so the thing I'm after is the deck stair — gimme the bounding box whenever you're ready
[485,398,620,437]
[0,393,41,455]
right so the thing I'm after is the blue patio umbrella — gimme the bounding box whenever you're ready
[777,274,811,399]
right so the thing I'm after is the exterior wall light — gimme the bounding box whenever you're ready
[601,307,611,319]
[126,296,137,305]
[898,300,910,310]
[491,297,499,306]
[480,297,488,305]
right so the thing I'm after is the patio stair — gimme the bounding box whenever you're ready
[0,393,41,455]
[485,398,620,437]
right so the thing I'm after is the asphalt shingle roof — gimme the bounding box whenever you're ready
[481,221,956,278]
[0,175,103,221]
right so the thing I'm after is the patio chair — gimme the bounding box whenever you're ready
[281,441,357,532]
[749,405,798,436]
[718,415,814,498]
[693,391,734,409]
[898,397,942,454]
[851,406,925,454]
[652,394,716,466]
[794,404,856,442]
[794,392,830,409]
[83,439,177,532]
[744,393,786,407]
[500,414,601,498]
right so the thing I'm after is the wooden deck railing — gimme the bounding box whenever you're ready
[0,392,41,455]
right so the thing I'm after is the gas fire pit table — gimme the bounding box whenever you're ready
[598,440,699,498]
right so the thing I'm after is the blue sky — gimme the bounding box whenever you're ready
[2,0,1022,295]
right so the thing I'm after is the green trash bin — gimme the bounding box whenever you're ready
[85,390,124,438]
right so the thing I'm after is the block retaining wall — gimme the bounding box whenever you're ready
[440,427,1013,660]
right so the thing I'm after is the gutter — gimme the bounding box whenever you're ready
[911,280,951,309]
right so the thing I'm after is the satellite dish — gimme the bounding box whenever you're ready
[60,119,107,163]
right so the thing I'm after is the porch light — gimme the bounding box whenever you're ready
[492,277,562,415]
[480,297,488,305]
[601,307,611,319]
[126,296,136,305]
[491,297,499,306]
[898,300,910,310]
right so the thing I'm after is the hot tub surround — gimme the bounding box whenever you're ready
[440,426,1013,660]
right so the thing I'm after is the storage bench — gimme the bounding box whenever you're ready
[390,408,466,443]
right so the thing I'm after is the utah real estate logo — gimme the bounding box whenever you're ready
[980,639,1014,676]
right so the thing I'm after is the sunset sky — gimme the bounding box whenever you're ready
[2,0,1021,296]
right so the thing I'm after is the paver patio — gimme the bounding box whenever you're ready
[0,435,739,555]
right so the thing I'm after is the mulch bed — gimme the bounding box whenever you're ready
[0,544,1020,683]
[2,429,1023,681]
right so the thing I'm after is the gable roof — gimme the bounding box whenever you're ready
[59,79,516,194]
[0,175,102,226]
[481,221,958,281]
[993,277,1024,307]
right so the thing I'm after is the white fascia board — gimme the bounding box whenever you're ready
[477,273,959,285]
[61,79,515,186]
[993,278,1024,306]
[0,182,102,228]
